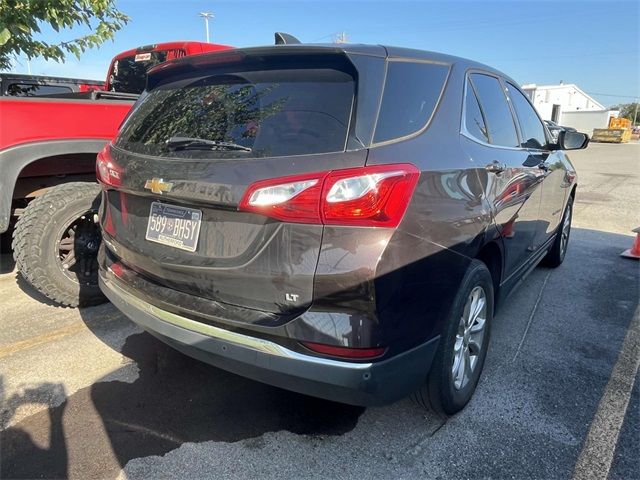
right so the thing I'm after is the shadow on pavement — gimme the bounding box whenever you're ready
[0,378,69,479]
[1,330,365,479]
[13,273,66,307]
[0,252,15,275]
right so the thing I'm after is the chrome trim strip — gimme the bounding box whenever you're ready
[102,274,373,370]
[460,69,552,153]
[460,69,523,151]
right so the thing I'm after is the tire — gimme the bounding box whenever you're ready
[543,195,573,268]
[12,182,106,307]
[413,259,494,415]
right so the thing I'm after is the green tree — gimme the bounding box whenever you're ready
[610,103,640,123]
[0,0,129,71]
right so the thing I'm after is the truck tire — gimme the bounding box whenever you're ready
[12,182,106,307]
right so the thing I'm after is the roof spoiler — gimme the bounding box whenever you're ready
[274,32,301,45]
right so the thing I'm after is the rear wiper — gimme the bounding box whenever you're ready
[166,136,252,152]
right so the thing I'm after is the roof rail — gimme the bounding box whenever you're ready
[274,32,301,45]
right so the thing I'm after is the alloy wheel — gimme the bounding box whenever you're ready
[452,286,487,390]
[57,212,101,285]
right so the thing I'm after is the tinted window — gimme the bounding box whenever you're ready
[506,83,547,149]
[469,74,518,147]
[108,50,173,94]
[464,79,490,143]
[373,61,449,143]
[116,65,355,158]
[8,83,72,96]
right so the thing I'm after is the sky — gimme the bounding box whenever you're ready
[11,0,640,108]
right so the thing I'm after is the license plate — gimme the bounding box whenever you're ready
[134,53,152,62]
[145,202,202,252]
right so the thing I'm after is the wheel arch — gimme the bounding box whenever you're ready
[475,240,503,309]
[0,139,107,233]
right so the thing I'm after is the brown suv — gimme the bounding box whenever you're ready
[96,43,587,414]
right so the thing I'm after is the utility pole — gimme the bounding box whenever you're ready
[199,12,214,43]
[334,31,348,44]
[633,99,638,127]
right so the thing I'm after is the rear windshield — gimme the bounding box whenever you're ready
[7,83,73,96]
[115,65,355,159]
[109,50,181,94]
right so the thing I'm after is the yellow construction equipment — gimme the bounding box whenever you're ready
[592,117,632,143]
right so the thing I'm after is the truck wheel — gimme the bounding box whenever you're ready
[12,182,106,307]
[413,260,494,415]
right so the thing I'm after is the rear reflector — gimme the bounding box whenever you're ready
[301,341,386,359]
[239,164,419,227]
[108,262,124,278]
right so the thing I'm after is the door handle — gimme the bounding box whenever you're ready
[485,161,506,174]
[538,162,549,171]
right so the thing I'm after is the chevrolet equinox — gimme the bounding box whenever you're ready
[97,43,587,414]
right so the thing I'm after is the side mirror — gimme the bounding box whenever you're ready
[551,130,589,150]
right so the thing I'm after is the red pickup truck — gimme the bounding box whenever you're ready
[0,41,231,306]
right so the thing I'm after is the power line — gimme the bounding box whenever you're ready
[585,92,639,99]
[311,33,335,42]
[340,10,595,37]
[486,50,639,62]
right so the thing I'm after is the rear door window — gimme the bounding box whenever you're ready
[464,79,490,143]
[506,82,548,149]
[116,64,355,158]
[469,73,519,148]
[373,61,449,143]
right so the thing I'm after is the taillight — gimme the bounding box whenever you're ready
[96,144,122,187]
[301,341,386,359]
[239,172,324,223]
[238,164,419,228]
[78,83,103,92]
[322,165,419,227]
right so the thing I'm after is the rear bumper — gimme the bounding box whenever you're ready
[99,272,439,406]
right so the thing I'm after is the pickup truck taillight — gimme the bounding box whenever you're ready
[239,164,420,228]
[78,83,104,92]
[96,144,122,187]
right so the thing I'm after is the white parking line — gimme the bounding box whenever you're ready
[512,271,551,362]
[572,307,640,480]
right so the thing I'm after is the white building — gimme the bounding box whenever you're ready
[522,83,617,134]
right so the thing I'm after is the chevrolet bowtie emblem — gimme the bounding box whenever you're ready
[144,178,173,194]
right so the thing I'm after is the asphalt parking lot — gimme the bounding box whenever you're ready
[0,142,638,479]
